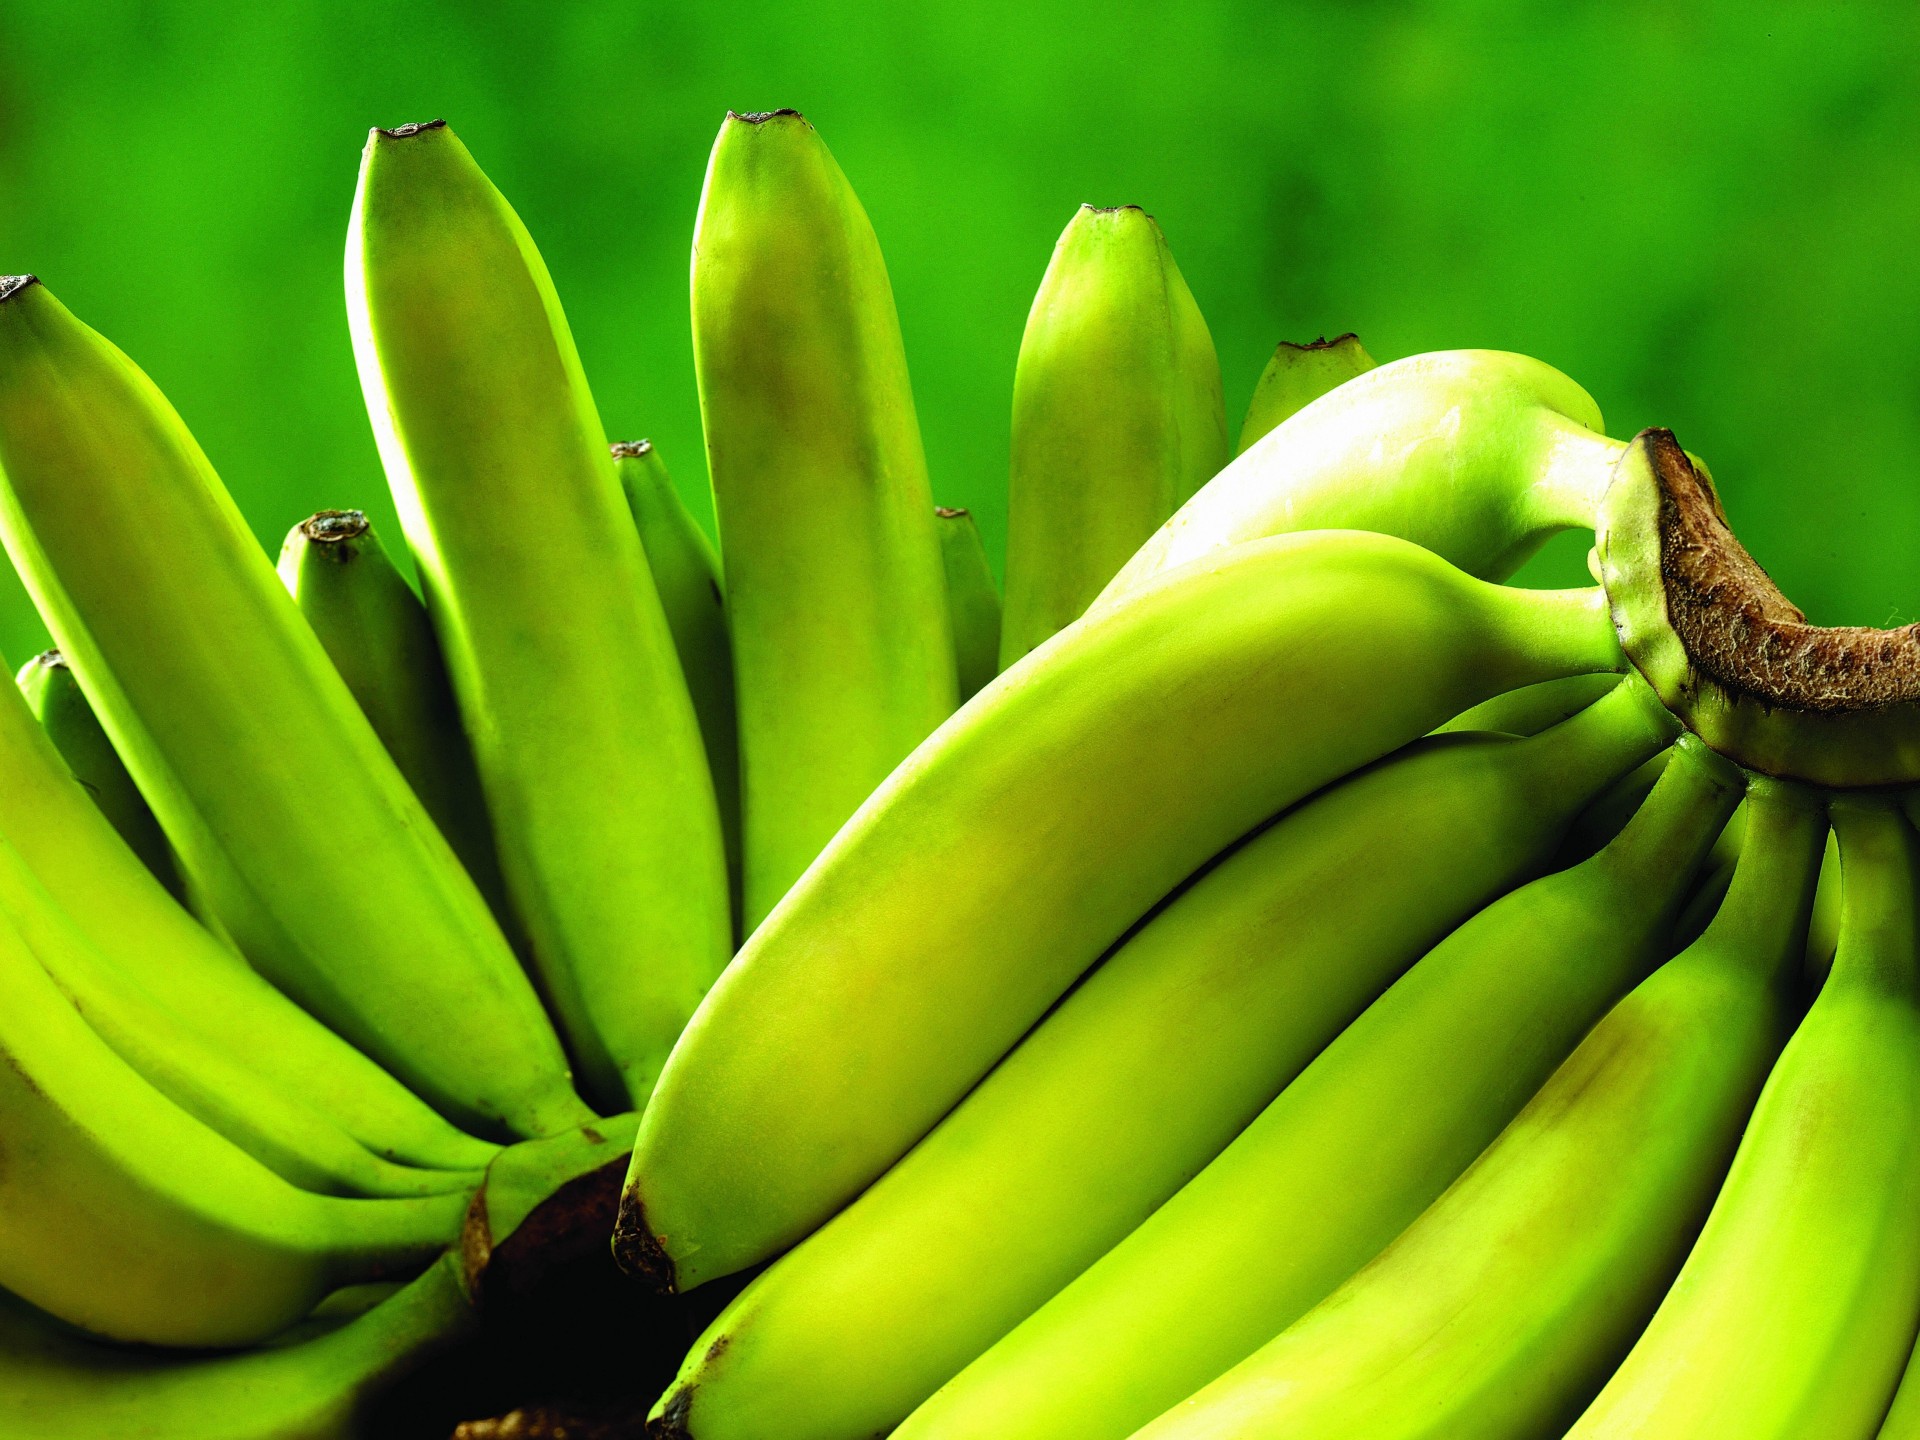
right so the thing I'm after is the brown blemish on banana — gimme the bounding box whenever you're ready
[648,1385,696,1440]
[298,509,370,547]
[611,1196,678,1295]
[731,109,806,125]
[609,440,655,460]
[377,119,448,139]
[1642,429,1920,713]
[935,506,969,519]
[0,276,40,303]
[1283,333,1362,353]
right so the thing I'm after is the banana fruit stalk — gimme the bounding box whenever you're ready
[0,276,585,1140]
[277,508,513,927]
[692,109,958,931]
[609,439,741,916]
[350,122,731,1115]
[1128,778,1823,1440]
[16,649,184,900]
[999,203,1227,665]
[934,506,1001,702]
[1099,349,1623,599]
[1565,794,1920,1437]
[902,735,1741,1440]
[1235,333,1376,453]
[649,680,1676,1440]
[0,1253,474,1439]
[621,529,1625,1293]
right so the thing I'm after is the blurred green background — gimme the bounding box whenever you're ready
[2,0,1918,664]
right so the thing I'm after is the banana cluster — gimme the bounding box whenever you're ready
[0,102,1915,1440]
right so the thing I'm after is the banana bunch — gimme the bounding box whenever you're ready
[4,98,1918,1440]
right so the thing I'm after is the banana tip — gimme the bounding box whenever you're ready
[372,118,447,141]
[649,1388,694,1440]
[27,649,66,672]
[728,108,807,127]
[0,275,40,303]
[935,506,970,519]
[1284,332,1362,352]
[609,439,655,460]
[610,1193,678,1295]
[298,509,370,545]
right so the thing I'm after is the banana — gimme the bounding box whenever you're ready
[648,679,1676,1440]
[898,734,1741,1440]
[350,123,731,1113]
[620,528,1625,1293]
[1435,671,1619,737]
[0,275,586,1140]
[1099,349,1622,598]
[934,506,1001,702]
[1235,333,1376,453]
[16,649,184,899]
[608,439,740,922]
[1564,793,1920,1438]
[276,509,511,926]
[999,203,1227,665]
[1124,777,1823,1440]
[690,109,956,931]
[0,1252,476,1439]
[0,883,468,1347]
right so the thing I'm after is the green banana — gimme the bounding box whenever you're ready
[620,528,1625,1293]
[0,275,586,1140]
[1235,333,1377,453]
[899,735,1741,1440]
[934,506,1001,702]
[16,649,184,900]
[999,202,1227,665]
[349,123,730,1114]
[648,680,1676,1440]
[1125,777,1823,1440]
[276,509,511,925]
[690,109,956,931]
[1565,793,1920,1438]
[1099,349,1622,598]
[608,439,740,919]
[0,1252,475,1439]
[1435,671,1619,737]
[0,886,467,1347]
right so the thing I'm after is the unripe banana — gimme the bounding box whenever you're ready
[621,528,1625,1293]
[349,121,730,1113]
[691,108,956,931]
[1100,350,1621,597]
[1235,333,1376,453]
[1435,671,1618,737]
[934,506,1001,702]
[900,736,1740,1440]
[1000,203,1227,666]
[276,508,512,926]
[1565,793,1920,1438]
[609,439,740,919]
[0,275,586,1140]
[15,649,184,900]
[650,681,1675,1440]
[1126,778,1823,1440]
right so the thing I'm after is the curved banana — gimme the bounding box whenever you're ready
[609,439,740,920]
[934,506,1001,702]
[1126,777,1823,1440]
[1098,349,1621,599]
[1235,333,1376,453]
[350,122,731,1113]
[0,1252,475,1439]
[690,109,956,931]
[276,509,511,926]
[620,528,1626,1293]
[1435,671,1619,737]
[1565,793,1920,1438]
[899,735,1741,1440]
[649,680,1676,1440]
[1000,203,1227,665]
[0,275,585,1140]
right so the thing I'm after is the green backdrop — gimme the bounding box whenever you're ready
[2,1,1917,665]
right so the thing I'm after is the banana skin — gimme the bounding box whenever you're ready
[1235,332,1376,453]
[934,506,1002,703]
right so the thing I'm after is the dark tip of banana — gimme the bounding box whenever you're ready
[1083,203,1146,215]
[1287,333,1362,352]
[935,506,970,519]
[30,648,66,671]
[299,509,371,544]
[730,108,806,125]
[374,118,448,140]
[609,439,655,459]
[0,275,40,303]
[610,1196,678,1295]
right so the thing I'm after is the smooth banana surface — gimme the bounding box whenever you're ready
[934,506,1001,702]
[1235,332,1376,453]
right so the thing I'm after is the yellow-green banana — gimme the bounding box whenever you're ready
[691,109,957,931]
[935,506,1001,702]
[0,1252,475,1439]
[1565,793,1920,1438]
[898,735,1740,1440]
[1100,350,1622,597]
[1125,777,1823,1440]
[1000,203,1226,666]
[609,439,740,924]
[0,275,585,1141]
[276,509,510,927]
[1435,672,1619,737]
[621,528,1625,1293]
[648,681,1676,1440]
[1236,333,1376,453]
